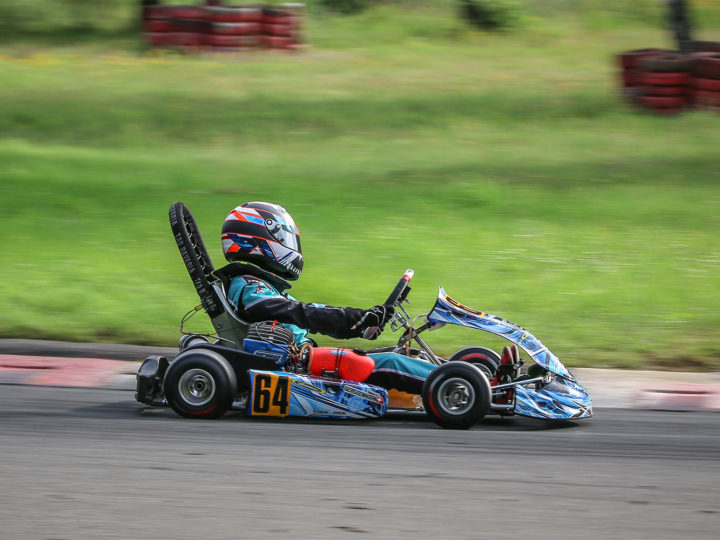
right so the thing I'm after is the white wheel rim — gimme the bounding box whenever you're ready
[178,368,216,407]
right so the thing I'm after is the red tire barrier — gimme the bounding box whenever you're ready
[620,69,642,87]
[263,24,295,37]
[146,32,203,47]
[638,72,690,86]
[144,19,174,33]
[618,49,665,70]
[264,15,295,25]
[694,90,720,107]
[143,4,305,53]
[638,53,694,73]
[207,6,262,23]
[642,85,687,97]
[640,95,688,109]
[172,32,205,46]
[171,19,210,33]
[621,69,640,86]
[693,77,720,91]
[212,22,262,35]
[263,35,295,49]
[695,55,720,79]
[207,34,261,48]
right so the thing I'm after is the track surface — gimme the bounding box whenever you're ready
[1,385,719,539]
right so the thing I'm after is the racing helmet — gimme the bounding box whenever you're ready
[221,202,303,280]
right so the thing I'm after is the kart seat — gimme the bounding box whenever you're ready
[205,264,254,349]
[211,262,297,350]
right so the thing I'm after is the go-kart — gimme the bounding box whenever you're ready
[136,202,592,429]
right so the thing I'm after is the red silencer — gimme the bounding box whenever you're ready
[308,348,376,382]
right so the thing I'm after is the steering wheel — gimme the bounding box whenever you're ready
[384,269,414,306]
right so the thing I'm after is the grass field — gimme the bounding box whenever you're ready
[1,1,719,370]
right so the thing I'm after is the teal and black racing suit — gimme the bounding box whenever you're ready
[227,268,434,394]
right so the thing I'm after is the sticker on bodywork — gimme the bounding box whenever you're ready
[250,371,291,416]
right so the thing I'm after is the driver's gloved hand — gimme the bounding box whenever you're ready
[351,304,395,340]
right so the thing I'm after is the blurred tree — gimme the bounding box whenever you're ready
[459,0,515,30]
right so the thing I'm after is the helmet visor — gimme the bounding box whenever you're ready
[271,224,300,252]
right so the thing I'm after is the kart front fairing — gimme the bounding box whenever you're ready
[514,376,592,419]
[427,287,592,420]
[428,287,573,379]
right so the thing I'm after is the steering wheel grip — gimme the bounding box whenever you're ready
[384,269,414,306]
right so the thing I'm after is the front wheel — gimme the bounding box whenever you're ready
[422,362,491,429]
[163,349,237,419]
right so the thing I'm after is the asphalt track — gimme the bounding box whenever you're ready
[1,384,719,539]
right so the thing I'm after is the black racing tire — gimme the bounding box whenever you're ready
[422,362,491,430]
[163,349,237,419]
[696,55,720,79]
[448,346,500,379]
[618,49,665,70]
[638,53,694,73]
[168,202,223,318]
[178,334,211,351]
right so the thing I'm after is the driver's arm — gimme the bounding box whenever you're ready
[240,295,369,340]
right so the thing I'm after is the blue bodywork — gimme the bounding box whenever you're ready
[247,369,388,419]
[514,376,592,420]
[427,287,592,419]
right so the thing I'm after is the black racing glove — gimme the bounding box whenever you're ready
[350,304,395,340]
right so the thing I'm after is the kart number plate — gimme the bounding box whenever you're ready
[250,372,291,417]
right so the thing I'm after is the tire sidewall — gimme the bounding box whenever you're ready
[164,350,237,419]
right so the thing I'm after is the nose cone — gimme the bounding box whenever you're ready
[514,376,593,420]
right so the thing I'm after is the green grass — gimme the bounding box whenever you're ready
[1,2,719,370]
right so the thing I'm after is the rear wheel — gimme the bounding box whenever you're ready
[178,334,211,351]
[448,346,500,379]
[163,350,237,419]
[422,362,491,429]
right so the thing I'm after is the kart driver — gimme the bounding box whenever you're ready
[221,201,434,394]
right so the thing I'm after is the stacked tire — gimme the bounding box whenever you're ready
[617,48,664,102]
[635,53,694,114]
[143,5,209,51]
[262,5,303,50]
[142,3,307,53]
[206,5,263,51]
[692,53,720,112]
[689,41,720,54]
